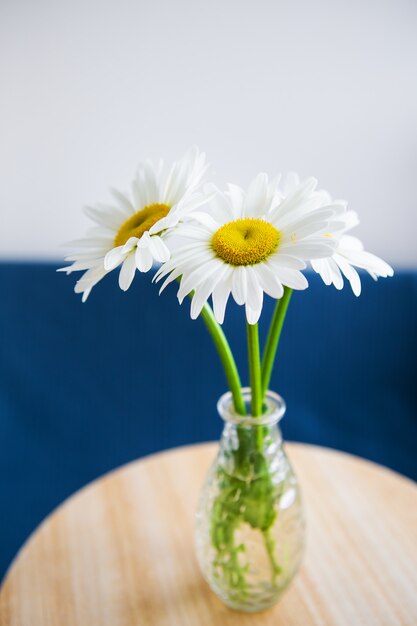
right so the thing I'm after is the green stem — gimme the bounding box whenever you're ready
[261,288,293,397]
[246,322,263,417]
[263,528,282,582]
[200,303,246,415]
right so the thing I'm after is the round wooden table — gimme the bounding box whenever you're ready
[1,443,416,625]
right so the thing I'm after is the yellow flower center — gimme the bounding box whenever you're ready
[211,218,280,266]
[114,203,170,247]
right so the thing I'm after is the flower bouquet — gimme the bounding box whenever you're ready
[61,147,393,612]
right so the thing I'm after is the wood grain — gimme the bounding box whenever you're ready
[1,443,416,625]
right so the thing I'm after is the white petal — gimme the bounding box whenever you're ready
[280,240,336,259]
[267,253,306,270]
[340,235,364,251]
[327,257,344,289]
[205,186,239,223]
[132,179,145,209]
[65,237,113,249]
[187,211,220,232]
[275,201,346,232]
[84,205,125,230]
[136,160,160,207]
[245,266,264,323]
[104,246,126,270]
[312,258,332,286]
[341,211,360,231]
[311,257,344,289]
[148,215,173,234]
[231,266,247,305]
[334,255,362,296]
[171,189,217,221]
[189,265,229,319]
[270,177,317,222]
[162,147,207,206]
[118,254,137,290]
[60,259,103,273]
[281,172,300,195]
[169,224,211,240]
[135,246,154,272]
[85,226,115,238]
[109,188,135,214]
[122,236,139,253]
[158,267,183,294]
[226,184,245,219]
[212,267,233,324]
[246,303,262,325]
[155,246,212,282]
[74,265,108,300]
[136,231,152,249]
[340,245,393,277]
[66,251,106,262]
[284,220,329,241]
[253,263,284,299]
[244,173,269,218]
[269,265,308,290]
[177,258,221,303]
[149,236,170,263]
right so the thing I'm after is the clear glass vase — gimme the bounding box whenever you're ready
[195,388,304,612]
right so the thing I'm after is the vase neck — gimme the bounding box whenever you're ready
[217,388,286,426]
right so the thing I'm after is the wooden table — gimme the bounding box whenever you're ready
[1,443,416,625]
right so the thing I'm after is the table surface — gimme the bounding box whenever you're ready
[1,443,416,626]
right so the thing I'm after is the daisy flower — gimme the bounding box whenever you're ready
[155,173,347,324]
[60,147,209,301]
[309,204,393,296]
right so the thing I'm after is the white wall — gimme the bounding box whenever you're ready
[1,0,416,264]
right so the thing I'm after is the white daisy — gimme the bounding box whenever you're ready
[311,208,394,296]
[155,173,347,324]
[60,147,209,301]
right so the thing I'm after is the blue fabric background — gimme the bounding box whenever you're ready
[0,263,416,580]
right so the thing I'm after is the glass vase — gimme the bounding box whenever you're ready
[195,388,304,612]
